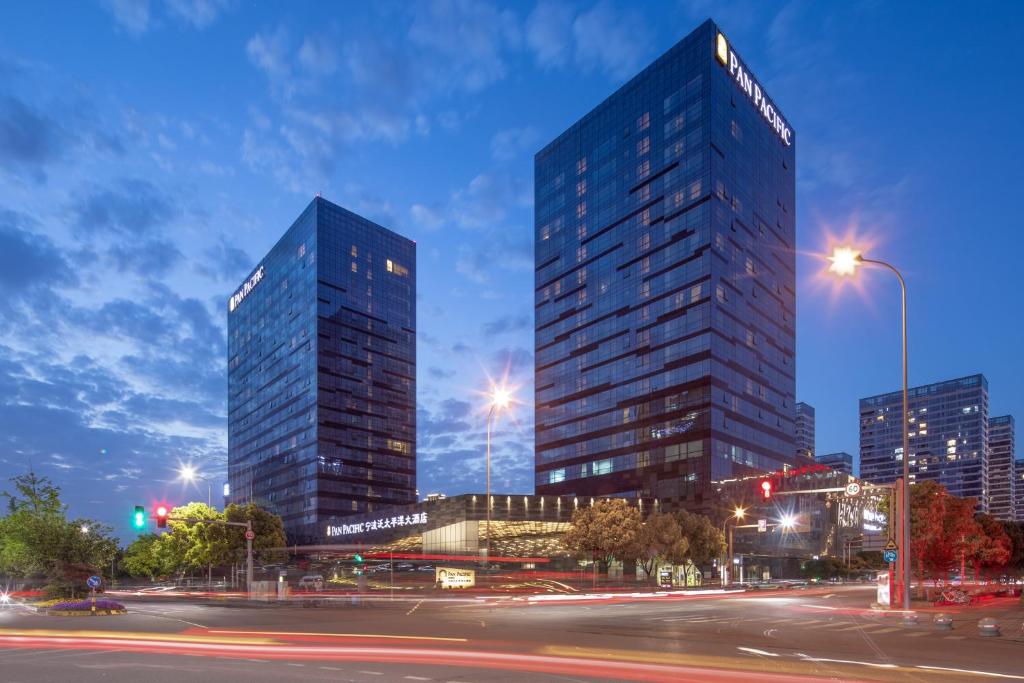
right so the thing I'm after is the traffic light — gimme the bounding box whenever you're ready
[155,505,169,528]
[760,479,773,500]
[133,505,145,530]
[353,553,363,563]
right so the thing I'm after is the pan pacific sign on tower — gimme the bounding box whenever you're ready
[229,265,264,312]
[716,32,793,146]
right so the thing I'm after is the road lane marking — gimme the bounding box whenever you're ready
[736,647,779,657]
[916,665,1024,679]
[404,677,431,681]
[207,629,465,642]
[359,671,383,676]
[902,631,929,637]
[319,666,343,671]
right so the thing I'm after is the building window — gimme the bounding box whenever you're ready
[637,137,650,156]
[637,111,650,132]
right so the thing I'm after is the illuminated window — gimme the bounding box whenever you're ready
[386,259,408,276]
[576,179,587,197]
[637,159,650,179]
[576,157,587,175]
[636,137,650,156]
[351,262,358,273]
[350,245,358,257]
[637,112,650,131]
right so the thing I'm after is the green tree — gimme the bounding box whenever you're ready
[223,503,287,566]
[802,556,847,581]
[122,534,164,580]
[636,511,687,583]
[1002,521,1024,573]
[674,510,725,585]
[563,499,644,576]
[974,514,1011,580]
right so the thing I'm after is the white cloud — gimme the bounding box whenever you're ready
[572,1,651,80]
[102,0,151,36]
[525,0,574,68]
[410,203,445,231]
[490,126,539,161]
[164,0,233,29]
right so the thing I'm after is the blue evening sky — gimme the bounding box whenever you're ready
[1,1,1021,538]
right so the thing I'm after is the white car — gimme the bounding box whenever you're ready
[298,575,324,590]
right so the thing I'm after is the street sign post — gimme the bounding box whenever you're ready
[245,529,255,540]
[86,575,101,589]
[845,482,862,497]
[883,549,898,563]
[757,519,767,533]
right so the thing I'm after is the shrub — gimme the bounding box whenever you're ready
[49,599,124,611]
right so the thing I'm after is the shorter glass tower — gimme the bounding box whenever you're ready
[227,197,416,543]
[860,374,988,511]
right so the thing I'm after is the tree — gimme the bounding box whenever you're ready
[224,503,287,565]
[1002,521,1024,574]
[802,557,847,581]
[674,510,725,585]
[974,514,1011,580]
[563,499,643,575]
[0,471,117,592]
[122,534,164,580]
[635,512,688,583]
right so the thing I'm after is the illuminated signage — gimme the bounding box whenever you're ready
[229,265,265,312]
[435,567,475,589]
[325,511,428,537]
[715,32,793,146]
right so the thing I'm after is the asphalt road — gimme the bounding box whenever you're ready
[1,586,1022,682]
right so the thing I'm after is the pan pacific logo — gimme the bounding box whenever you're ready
[229,265,265,312]
[716,31,792,146]
[716,32,728,65]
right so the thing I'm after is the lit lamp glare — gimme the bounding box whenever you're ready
[827,246,862,277]
[490,386,512,411]
[179,464,196,482]
[733,506,746,520]
[780,515,797,530]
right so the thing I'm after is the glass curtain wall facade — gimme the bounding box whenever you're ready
[534,20,797,514]
[228,197,416,543]
[859,374,988,511]
[795,402,815,461]
[816,451,854,476]
[989,415,1015,521]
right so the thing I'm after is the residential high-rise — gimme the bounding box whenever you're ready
[795,402,815,461]
[989,415,1015,521]
[816,451,854,476]
[1016,457,1024,522]
[859,374,988,512]
[534,20,797,512]
[227,197,416,543]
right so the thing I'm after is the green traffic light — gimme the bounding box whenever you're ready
[133,505,145,529]
[354,554,363,563]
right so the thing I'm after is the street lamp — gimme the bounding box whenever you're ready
[484,384,514,568]
[721,506,745,587]
[828,245,910,610]
[80,524,89,534]
[179,464,212,508]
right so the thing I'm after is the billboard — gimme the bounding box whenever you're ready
[435,567,475,589]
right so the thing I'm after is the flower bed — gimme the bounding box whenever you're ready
[46,599,126,616]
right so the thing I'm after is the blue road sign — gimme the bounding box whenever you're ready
[87,575,102,589]
[883,549,898,564]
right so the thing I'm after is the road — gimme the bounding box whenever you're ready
[1,586,1022,682]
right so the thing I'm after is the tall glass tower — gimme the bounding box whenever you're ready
[534,20,797,513]
[227,197,416,543]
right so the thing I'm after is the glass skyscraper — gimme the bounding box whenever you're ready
[989,415,1015,521]
[795,402,816,462]
[227,197,416,543]
[859,374,988,511]
[534,20,797,513]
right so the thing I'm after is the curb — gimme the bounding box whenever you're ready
[46,609,128,617]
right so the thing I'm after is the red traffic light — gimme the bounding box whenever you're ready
[760,480,773,500]
[155,505,169,528]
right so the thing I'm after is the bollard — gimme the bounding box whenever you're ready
[934,613,953,630]
[902,612,919,626]
[978,617,1000,637]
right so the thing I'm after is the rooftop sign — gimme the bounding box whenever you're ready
[229,265,264,312]
[716,32,793,146]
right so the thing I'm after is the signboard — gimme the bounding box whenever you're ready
[245,530,255,540]
[884,539,898,551]
[845,482,862,497]
[876,571,891,607]
[229,265,265,312]
[87,575,102,589]
[435,567,475,589]
[326,512,428,538]
[883,549,898,564]
[715,32,793,146]
[757,519,767,533]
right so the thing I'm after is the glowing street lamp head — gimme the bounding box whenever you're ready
[489,385,513,411]
[827,246,863,277]
[80,524,89,534]
[780,514,797,530]
[179,464,197,482]
[733,506,746,520]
